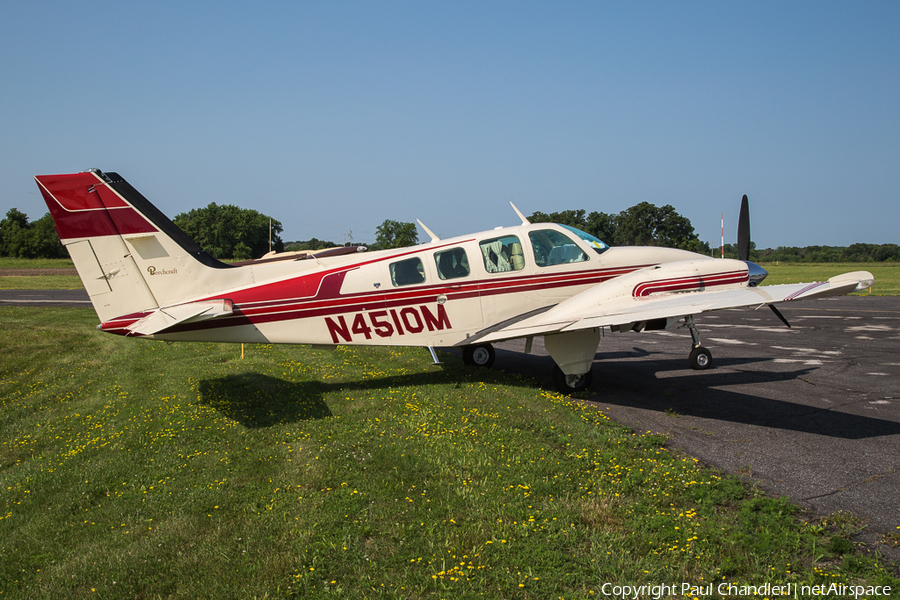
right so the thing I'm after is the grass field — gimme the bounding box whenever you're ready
[1,307,897,599]
[761,262,900,296]
[0,275,83,290]
[0,258,80,290]
[0,258,74,269]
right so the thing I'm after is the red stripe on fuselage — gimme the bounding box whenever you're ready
[107,264,648,336]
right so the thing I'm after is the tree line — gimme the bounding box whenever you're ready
[3,203,897,262]
[0,204,285,261]
[0,209,67,259]
[740,243,900,263]
[172,204,284,260]
[526,202,711,254]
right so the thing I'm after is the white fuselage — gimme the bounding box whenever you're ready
[108,225,727,348]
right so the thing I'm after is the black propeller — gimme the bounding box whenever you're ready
[735,194,788,326]
[737,194,751,262]
[768,304,792,328]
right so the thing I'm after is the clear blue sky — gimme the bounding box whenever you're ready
[2,1,897,249]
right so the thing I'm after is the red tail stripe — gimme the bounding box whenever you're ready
[35,173,157,240]
[35,173,128,210]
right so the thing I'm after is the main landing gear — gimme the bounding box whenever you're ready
[552,365,593,393]
[684,315,712,370]
[461,341,595,394]
[462,343,495,368]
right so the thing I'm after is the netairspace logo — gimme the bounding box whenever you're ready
[598,582,893,599]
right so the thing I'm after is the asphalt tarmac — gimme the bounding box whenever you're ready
[4,290,898,559]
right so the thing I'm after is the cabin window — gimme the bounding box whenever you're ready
[390,256,426,286]
[559,224,609,255]
[528,229,589,267]
[434,247,470,280]
[480,235,525,273]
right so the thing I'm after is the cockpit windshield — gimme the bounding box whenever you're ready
[559,224,609,255]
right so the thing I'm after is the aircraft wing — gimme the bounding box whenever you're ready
[461,270,875,345]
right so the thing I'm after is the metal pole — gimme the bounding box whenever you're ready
[721,213,724,258]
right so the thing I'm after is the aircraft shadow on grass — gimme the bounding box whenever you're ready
[197,366,510,429]
[199,348,900,440]
[199,374,334,428]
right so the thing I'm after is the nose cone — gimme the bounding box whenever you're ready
[745,261,768,287]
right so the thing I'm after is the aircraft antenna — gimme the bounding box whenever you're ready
[510,202,531,225]
[417,219,441,242]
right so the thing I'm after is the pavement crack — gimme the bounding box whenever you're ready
[801,473,887,502]
[801,487,846,502]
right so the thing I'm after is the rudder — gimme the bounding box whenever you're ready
[35,169,237,324]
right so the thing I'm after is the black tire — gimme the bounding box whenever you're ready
[552,365,593,394]
[462,344,495,368]
[688,346,712,370]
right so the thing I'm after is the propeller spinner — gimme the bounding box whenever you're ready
[738,194,767,286]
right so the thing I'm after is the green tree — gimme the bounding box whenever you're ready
[528,202,707,253]
[375,220,418,249]
[527,209,589,231]
[24,213,67,258]
[0,208,30,257]
[0,209,66,258]
[612,202,708,252]
[611,202,658,246]
[528,208,617,244]
[173,203,283,259]
[283,238,340,252]
[584,211,616,243]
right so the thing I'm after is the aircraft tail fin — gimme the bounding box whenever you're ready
[34,169,234,323]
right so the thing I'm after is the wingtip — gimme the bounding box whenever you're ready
[827,271,875,291]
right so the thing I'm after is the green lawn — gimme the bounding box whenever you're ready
[761,262,900,296]
[1,307,896,599]
[0,258,80,290]
[0,257,74,269]
[0,275,83,290]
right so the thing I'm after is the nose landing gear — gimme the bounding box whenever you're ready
[688,345,712,370]
[684,315,712,370]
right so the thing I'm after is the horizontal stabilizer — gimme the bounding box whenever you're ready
[126,299,233,336]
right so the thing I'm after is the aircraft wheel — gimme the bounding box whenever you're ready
[688,346,712,370]
[462,344,495,368]
[552,366,593,394]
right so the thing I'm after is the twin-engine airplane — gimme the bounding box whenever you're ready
[35,169,874,393]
